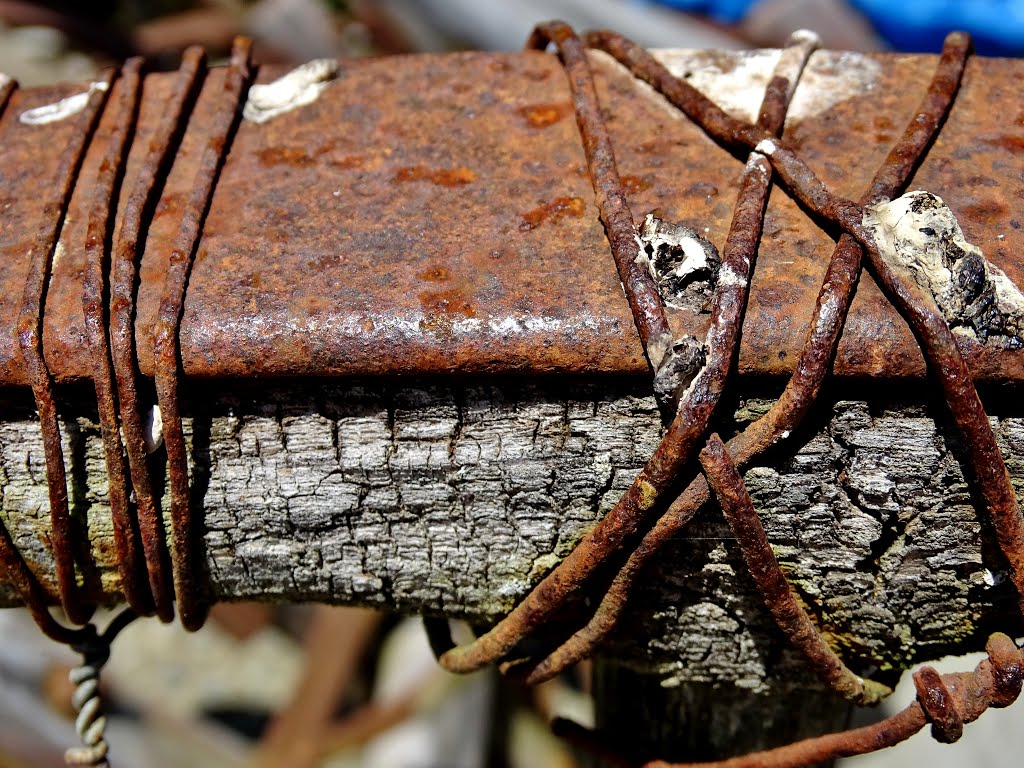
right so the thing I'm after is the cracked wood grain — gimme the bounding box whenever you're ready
[0,379,1020,696]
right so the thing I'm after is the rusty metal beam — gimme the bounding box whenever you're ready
[0,47,1022,387]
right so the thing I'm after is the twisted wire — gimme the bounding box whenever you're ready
[64,611,136,768]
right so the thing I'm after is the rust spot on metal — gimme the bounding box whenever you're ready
[518,102,570,128]
[981,133,1024,153]
[418,288,476,334]
[420,266,451,282]
[394,165,476,186]
[519,195,586,230]
[331,154,363,170]
[962,199,1008,221]
[258,145,319,166]
[620,174,652,194]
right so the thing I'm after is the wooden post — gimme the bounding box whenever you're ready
[1,379,1020,759]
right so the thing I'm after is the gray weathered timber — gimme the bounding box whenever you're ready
[0,378,1021,697]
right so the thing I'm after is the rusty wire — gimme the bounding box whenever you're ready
[0,74,87,645]
[63,609,137,768]
[83,57,150,616]
[528,31,974,682]
[558,632,1023,768]
[439,23,816,678]
[433,21,1024,766]
[437,20,787,675]
[153,37,254,631]
[109,45,207,623]
[512,27,822,686]
[524,22,673,410]
[15,68,114,627]
[699,433,890,705]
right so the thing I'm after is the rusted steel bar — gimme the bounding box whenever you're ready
[14,68,113,626]
[109,46,208,624]
[698,433,889,705]
[153,37,254,631]
[83,57,150,616]
[537,31,974,675]
[557,633,1022,768]
[527,22,671,387]
[1,46,1023,387]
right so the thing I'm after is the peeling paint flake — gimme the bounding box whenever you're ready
[243,58,339,124]
[19,81,108,126]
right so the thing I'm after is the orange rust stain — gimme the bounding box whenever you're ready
[395,165,477,187]
[982,134,1024,153]
[620,175,652,194]
[420,266,451,282]
[963,200,1008,221]
[331,154,363,170]
[258,146,318,167]
[520,196,586,231]
[518,103,570,128]
[419,288,476,334]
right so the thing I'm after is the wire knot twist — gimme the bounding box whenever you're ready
[913,632,1024,744]
[64,630,114,767]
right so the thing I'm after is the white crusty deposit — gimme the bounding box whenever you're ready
[243,59,339,124]
[864,191,1024,344]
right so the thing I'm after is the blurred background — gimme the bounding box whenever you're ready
[1,1,1023,766]
[2,0,1024,85]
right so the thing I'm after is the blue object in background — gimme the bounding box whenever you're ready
[850,0,1024,55]
[646,0,1024,55]
[644,0,758,24]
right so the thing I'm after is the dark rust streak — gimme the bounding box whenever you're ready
[15,69,113,627]
[153,37,253,631]
[518,30,823,683]
[526,22,671,388]
[546,31,973,672]
[110,46,207,623]
[83,57,150,615]
[699,433,889,704]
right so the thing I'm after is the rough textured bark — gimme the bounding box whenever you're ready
[1,378,1020,690]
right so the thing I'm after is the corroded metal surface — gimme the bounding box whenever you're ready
[0,49,1022,386]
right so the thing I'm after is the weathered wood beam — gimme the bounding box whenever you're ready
[1,381,1020,678]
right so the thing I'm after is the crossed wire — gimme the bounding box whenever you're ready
[428,21,1024,767]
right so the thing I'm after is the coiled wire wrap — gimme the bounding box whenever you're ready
[64,610,137,768]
